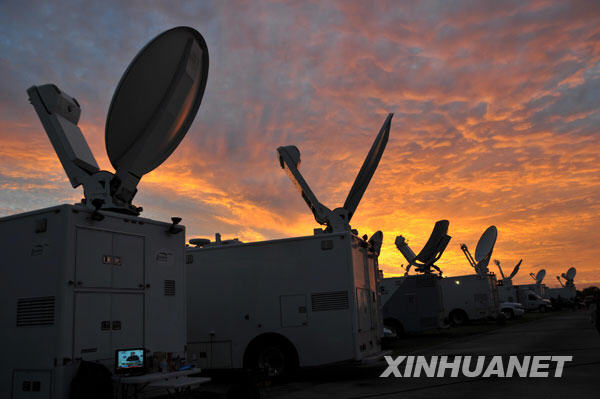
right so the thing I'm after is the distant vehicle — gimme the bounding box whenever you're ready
[517,288,552,312]
[186,115,393,376]
[494,258,522,303]
[440,226,501,325]
[500,302,525,319]
[382,274,447,335]
[440,273,500,325]
[515,269,548,302]
[548,267,577,300]
[382,220,451,334]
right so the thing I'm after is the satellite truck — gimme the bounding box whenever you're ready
[186,114,393,377]
[515,269,553,311]
[439,226,500,325]
[0,27,209,398]
[494,258,522,302]
[548,267,577,300]
[381,220,452,334]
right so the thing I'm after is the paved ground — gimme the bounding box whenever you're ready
[189,310,600,398]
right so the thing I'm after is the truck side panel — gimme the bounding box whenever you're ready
[186,233,359,368]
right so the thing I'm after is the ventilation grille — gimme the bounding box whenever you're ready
[164,280,176,296]
[311,291,349,312]
[17,296,55,327]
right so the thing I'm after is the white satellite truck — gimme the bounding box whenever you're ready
[0,27,209,399]
[186,114,393,376]
[381,220,451,334]
[548,267,577,300]
[494,258,522,303]
[516,269,552,311]
[439,226,500,325]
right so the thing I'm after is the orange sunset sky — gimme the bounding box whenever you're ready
[1,1,599,287]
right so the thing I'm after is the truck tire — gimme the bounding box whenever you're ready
[244,335,298,379]
[502,308,515,319]
[257,344,287,377]
[449,309,468,326]
[539,305,547,313]
[384,318,404,337]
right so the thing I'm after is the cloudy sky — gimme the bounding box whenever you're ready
[1,0,599,287]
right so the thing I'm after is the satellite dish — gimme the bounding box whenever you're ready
[535,269,546,284]
[27,26,209,215]
[277,113,393,233]
[107,26,209,204]
[565,267,576,281]
[396,220,451,276]
[459,225,497,275]
[368,231,384,255]
[475,226,497,265]
[508,259,522,279]
[343,115,392,221]
[189,238,211,247]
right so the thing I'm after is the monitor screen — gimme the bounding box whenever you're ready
[115,348,145,373]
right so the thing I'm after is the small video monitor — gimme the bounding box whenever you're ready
[115,348,145,374]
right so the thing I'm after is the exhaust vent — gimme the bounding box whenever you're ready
[17,296,55,327]
[311,291,349,312]
[164,280,176,296]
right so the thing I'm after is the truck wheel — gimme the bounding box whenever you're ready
[449,310,468,326]
[502,309,515,319]
[384,318,404,337]
[539,305,547,313]
[257,344,286,377]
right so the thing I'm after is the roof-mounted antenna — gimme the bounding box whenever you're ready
[460,226,497,276]
[28,27,209,215]
[277,113,393,233]
[494,259,505,279]
[495,258,521,286]
[368,231,384,256]
[509,259,522,279]
[531,269,546,285]
[395,220,451,276]
[561,267,576,287]
[556,275,565,287]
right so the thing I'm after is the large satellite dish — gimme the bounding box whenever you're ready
[395,220,451,276]
[535,269,546,284]
[277,114,392,233]
[475,226,497,265]
[28,26,209,215]
[565,267,576,281]
[343,116,391,221]
[460,225,497,275]
[508,259,522,279]
[107,26,209,204]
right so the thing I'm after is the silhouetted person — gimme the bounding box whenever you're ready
[70,361,112,399]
